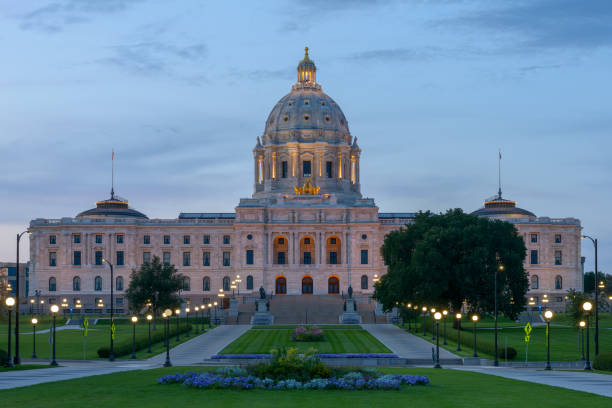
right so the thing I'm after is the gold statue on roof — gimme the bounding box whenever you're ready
[294,178,320,195]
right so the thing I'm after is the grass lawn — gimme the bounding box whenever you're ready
[1,366,610,407]
[0,364,56,372]
[220,326,391,354]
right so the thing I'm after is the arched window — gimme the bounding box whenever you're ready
[246,275,254,290]
[183,277,191,291]
[49,277,56,292]
[326,236,342,265]
[203,276,210,291]
[73,276,81,291]
[531,275,539,290]
[223,276,230,291]
[302,276,313,294]
[273,236,288,265]
[275,276,287,294]
[94,276,102,291]
[555,275,562,290]
[361,275,368,290]
[116,276,124,291]
[300,235,315,264]
[328,276,340,294]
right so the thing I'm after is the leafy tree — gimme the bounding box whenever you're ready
[583,272,612,294]
[566,288,609,326]
[374,209,528,319]
[125,256,184,326]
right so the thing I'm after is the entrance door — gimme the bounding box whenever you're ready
[275,277,287,294]
[328,276,339,294]
[302,276,313,294]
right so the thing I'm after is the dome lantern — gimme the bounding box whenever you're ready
[297,47,316,84]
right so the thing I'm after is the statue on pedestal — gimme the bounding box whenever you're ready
[259,286,266,300]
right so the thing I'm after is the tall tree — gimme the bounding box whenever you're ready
[125,256,184,323]
[374,209,528,319]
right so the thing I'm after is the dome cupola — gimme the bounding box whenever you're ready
[297,47,316,84]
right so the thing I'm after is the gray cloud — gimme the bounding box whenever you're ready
[346,47,445,62]
[20,0,145,32]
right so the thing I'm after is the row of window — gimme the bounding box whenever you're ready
[273,275,371,295]
[276,160,335,179]
[51,233,233,246]
[529,250,563,265]
[529,233,563,244]
[530,275,564,290]
[48,276,124,292]
[191,276,254,291]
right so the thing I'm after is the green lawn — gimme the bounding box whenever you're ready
[1,366,610,407]
[220,326,391,354]
[0,364,56,372]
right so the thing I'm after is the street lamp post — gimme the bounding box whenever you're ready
[455,313,462,351]
[579,321,586,360]
[194,307,200,334]
[544,310,553,370]
[175,308,181,341]
[50,304,59,366]
[163,309,172,367]
[236,275,241,296]
[582,235,599,355]
[442,310,448,345]
[200,305,206,332]
[433,312,442,368]
[583,301,592,370]
[146,314,153,353]
[5,297,15,367]
[214,301,218,325]
[14,230,30,365]
[102,258,115,361]
[494,263,503,367]
[472,315,479,358]
[430,308,436,340]
[31,317,38,358]
[421,307,428,336]
[208,303,212,328]
[130,316,138,359]
[185,307,190,337]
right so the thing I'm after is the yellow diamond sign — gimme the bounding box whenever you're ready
[524,322,532,335]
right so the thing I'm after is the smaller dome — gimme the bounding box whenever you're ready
[471,193,535,219]
[77,190,148,219]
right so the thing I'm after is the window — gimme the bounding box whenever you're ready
[303,160,311,177]
[223,251,231,266]
[116,251,124,266]
[555,234,562,244]
[163,235,171,245]
[116,297,124,306]
[530,234,538,243]
[203,277,210,291]
[276,277,287,294]
[94,276,102,291]
[95,251,103,265]
[163,251,171,265]
[555,275,563,289]
[246,249,254,265]
[73,251,81,266]
[73,234,81,244]
[247,234,253,240]
[247,275,254,290]
[183,235,190,245]
[49,252,57,267]
[531,275,539,289]
[304,237,310,244]
[277,252,286,265]
[329,252,338,265]
[223,235,231,245]
[328,276,339,294]
[330,238,336,244]
[327,236,341,265]
[361,234,367,240]
[183,252,191,266]
[361,249,368,265]
[73,276,81,291]
[555,250,562,265]
[49,277,56,291]
[278,237,284,244]
[116,276,124,291]
[223,276,230,291]
[326,161,333,178]
[203,235,210,244]
[303,252,312,264]
[49,235,57,245]
[361,275,368,290]
[530,250,538,265]
[183,277,191,291]
[116,235,124,244]
[143,251,151,264]
[143,235,150,245]
[203,251,210,266]
[281,161,288,178]
[95,235,102,244]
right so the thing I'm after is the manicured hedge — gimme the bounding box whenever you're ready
[97,323,192,358]
[0,349,8,367]
[593,352,612,371]
[416,320,517,360]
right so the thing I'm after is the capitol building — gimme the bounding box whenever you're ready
[28,49,582,314]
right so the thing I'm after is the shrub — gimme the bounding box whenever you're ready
[0,349,8,367]
[247,347,330,381]
[290,326,324,342]
[593,352,612,371]
[97,323,192,358]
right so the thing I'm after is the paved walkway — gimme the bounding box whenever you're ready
[454,366,612,398]
[362,324,461,362]
[0,325,250,390]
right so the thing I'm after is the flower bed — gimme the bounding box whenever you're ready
[211,353,398,359]
[291,326,324,342]
[158,370,429,390]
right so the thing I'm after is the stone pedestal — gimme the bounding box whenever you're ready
[340,299,361,324]
[251,299,274,325]
[228,298,238,317]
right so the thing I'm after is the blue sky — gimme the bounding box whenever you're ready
[0,0,610,274]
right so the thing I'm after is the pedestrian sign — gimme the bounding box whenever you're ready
[83,317,89,337]
[111,322,116,340]
[524,335,530,343]
[524,322,532,336]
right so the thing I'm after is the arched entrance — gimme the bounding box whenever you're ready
[302,276,313,294]
[328,276,339,294]
[275,276,287,294]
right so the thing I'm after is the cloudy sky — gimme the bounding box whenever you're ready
[0,0,610,273]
